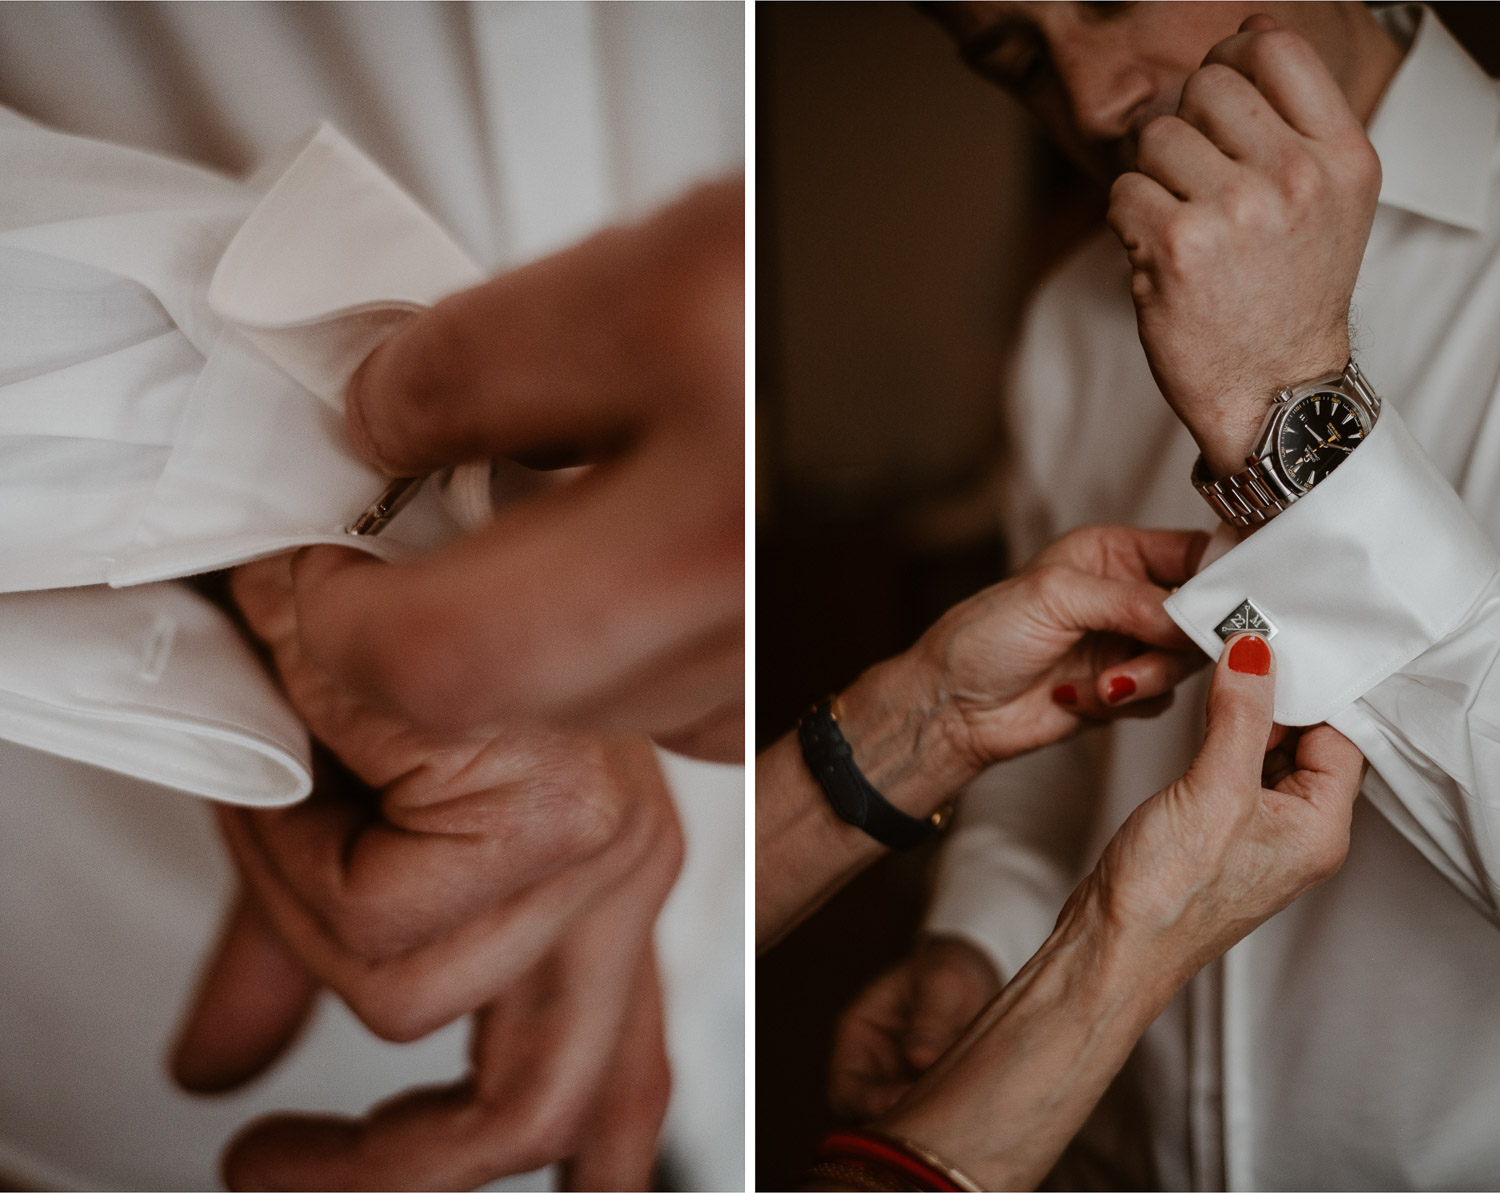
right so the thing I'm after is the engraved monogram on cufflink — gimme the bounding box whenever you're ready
[1215,598,1278,642]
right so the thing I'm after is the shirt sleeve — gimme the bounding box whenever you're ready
[0,111,485,804]
[1165,401,1500,921]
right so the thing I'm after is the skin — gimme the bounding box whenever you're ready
[935,1,1399,475]
[757,524,1209,951]
[292,178,744,762]
[869,639,1365,1191]
[831,2,1397,1117]
[171,556,681,1192]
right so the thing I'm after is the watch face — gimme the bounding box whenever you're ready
[1276,389,1366,492]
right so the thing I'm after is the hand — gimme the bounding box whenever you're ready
[171,556,683,1191]
[872,635,1367,1192]
[855,523,1210,799]
[1106,17,1382,478]
[1086,631,1367,980]
[756,524,1208,950]
[291,178,744,761]
[828,936,1001,1121]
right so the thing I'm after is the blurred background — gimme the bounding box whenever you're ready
[754,3,1500,1188]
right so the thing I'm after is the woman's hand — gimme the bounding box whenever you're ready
[871,635,1366,1191]
[758,524,1208,950]
[829,524,1210,821]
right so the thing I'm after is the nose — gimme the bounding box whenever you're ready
[1051,33,1158,144]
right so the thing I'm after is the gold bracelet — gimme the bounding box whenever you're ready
[806,1159,912,1191]
[866,1131,985,1192]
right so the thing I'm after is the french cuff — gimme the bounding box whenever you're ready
[923,823,1074,983]
[1164,403,1500,725]
[113,123,488,586]
[0,584,310,806]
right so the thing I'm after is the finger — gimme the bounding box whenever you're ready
[1095,646,1207,709]
[171,895,319,1094]
[1176,61,1291,163]
[1039,572,1195,652]
[1037,526,1212,587]
[1279,722,1367,811]
[651,696,744,763]
[1193,633,1277,781]
[1135,114,1237,202]
[221,797,653,1042]
[346,178,743,476]
[561,960,670,1192]
[829,968,918,1121]
[240,734,633,960]
[903,960,994,1071]
[1201,26,1361,139]
[224,856,664,1191]
[1107,169,1181,268]
[291,426,743,740]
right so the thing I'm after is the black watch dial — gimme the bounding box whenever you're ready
[1276,390,1366,492]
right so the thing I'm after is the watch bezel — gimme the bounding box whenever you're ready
[1264,385,1378,496]
[1252,370,1380,498]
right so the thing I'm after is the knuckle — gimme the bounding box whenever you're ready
[1026,563,1070,606]
[1178,64,1230,114]
[1221,181,1269,231]
[1308,829,1351,883]
[1136,113,1178,158]
[344,977,434,1044]
[1159,211,1215,274]
[323,895,405,961]
[1278,147,1323,207]
[1248,28,1300,69]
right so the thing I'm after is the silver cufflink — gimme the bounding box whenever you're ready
[347,475,427,536]
[1215,598,1277,641]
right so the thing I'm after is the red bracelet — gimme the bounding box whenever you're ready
[815,1128,979,1192]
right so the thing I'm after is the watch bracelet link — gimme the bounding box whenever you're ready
[796,698,950,851]
[1192,455,1288,529]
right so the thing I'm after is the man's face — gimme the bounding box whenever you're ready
[935,2,1329,182]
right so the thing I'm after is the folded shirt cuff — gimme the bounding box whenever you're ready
[0,584,311,806]
[1164,402,1500,725]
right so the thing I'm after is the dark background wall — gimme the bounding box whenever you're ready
[754,4,1500,1190]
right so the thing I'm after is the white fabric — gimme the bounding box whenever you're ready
[927,6,1500,1188]
[0,4,744,1190]
[0,115,487,803]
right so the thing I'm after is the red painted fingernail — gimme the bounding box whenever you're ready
[1106,675,1137,704]
[1052,684,1078,706]
[1228,634,1271,675]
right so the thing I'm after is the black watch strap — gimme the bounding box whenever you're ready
[797,698,947,851]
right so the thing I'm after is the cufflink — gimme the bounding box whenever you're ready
[1215,598,1277,641]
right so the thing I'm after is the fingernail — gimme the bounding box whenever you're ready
[1106,675,1137,704]
[1228,633,1271,675]
[1052,684,1078,706]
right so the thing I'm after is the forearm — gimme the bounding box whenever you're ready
[756,654,976,952]
[877,880,1181,1191]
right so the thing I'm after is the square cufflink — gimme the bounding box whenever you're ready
[1215,598,1278,642]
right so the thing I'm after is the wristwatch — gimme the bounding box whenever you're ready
[1192,360,1381,528]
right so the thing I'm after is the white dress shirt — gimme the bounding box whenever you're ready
[0,5,743,1189]
[927,7,1500,1188]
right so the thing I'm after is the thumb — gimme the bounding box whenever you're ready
[1193,633,1277,784]
[171,895,320,1094]
[902,960,990,1071]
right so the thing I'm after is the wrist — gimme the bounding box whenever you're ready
[835,653,980,821]
[876,878,1182,1190]
[1193,338,1352,481]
